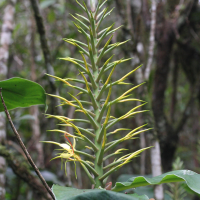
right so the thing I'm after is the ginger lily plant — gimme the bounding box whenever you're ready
[44,0,151,189]
[43,0,151,189]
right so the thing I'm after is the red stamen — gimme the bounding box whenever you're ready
[64,133,74,153]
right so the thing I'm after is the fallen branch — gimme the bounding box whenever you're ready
[0,89,55,200]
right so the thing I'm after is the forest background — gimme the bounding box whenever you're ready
[0,0,200,199]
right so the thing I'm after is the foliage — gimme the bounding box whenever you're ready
[52,185,149,200]
[52,170,200,199]
[112,170,200,193]
[0,77,46,111]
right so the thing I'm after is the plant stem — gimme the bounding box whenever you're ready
[0,89,55,200]
[89,8,105,188]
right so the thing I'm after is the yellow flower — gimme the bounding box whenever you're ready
[42,138,81,178]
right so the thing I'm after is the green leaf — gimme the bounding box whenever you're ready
[116,174,172,199]
[112,170,200,195]
[0,78,46,112]
[52,185,149,200]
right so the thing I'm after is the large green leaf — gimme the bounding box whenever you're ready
[117,174,170,199]
[112,170,200,194]
[52,185,149,200]
[0,78,46,112]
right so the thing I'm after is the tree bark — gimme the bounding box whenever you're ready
[0,1,16,198]
[145,1,164,199]
[152,1,195,171]
[145,0,156,80]
[113,0,198,175]
[29,0,62,116]
[29,16,44,168]
[151,140,163,200]
[152,18,176,171]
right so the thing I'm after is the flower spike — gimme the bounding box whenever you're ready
[44,1,151,188]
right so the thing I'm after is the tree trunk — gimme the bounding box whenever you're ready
[151,140,163,200]
[0,1,16,199]
[152,4,176,171]
[29,16,44,168]
[146,1,164,199]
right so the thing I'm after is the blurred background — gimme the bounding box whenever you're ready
[0,0,200,199]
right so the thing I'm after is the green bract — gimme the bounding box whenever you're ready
[44,0,150,188]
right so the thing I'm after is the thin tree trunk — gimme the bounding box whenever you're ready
[138,116,146,175]
[29,16,44,168]
[0,1,16,199]
[29,106,44,167]
[144,0,156,80]
[29,0,62,116]
[127,0,134,37]
[151,140,163,200]
[152,0,195,172]
[146,1,164,199]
